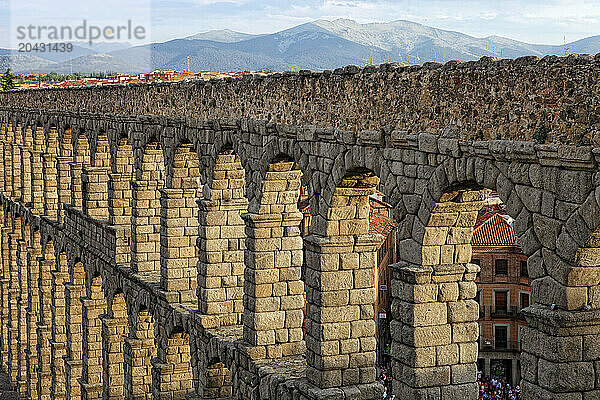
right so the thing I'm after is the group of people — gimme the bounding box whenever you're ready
[378,365,395,399]
[376,367,521,399]
[478,375,520,400]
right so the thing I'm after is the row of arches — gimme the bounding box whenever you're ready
[0,112,599,399]
[0,209,200,399]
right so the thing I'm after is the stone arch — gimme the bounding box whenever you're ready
[131,138,166,274]
[64,258,85,399]
[59,124,73,158]
[152,325,194,399]
[124,306,157,398]
[109,136,134,266]
[388,154,544,399]
[102,289,128,398]
[80,272,107,397]
[242,151,306,358]
[74,128,91,166]
[92,129,111,168]
[159,139,201,300]
[197,143,247,326]
[49,250,68,399]
[245,137,311,214]
[303,166,381,392]
[201,357,232,400]
[193,335,233,399]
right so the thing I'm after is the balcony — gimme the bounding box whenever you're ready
[490,306,522,319]
[479,338,520,352]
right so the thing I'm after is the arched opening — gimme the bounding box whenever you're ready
[56,126,73,223]
[197,146,247,326]
[391,178,533,399]
[50,251,68,399]
[110,137,134,265]
[160,142,200,301]
[131,140,165,274]
[80,274,106,396]
[124,307,157,398]
[36,238,55,398]
[71,129,91,209]
[304,167,381,390]
[83,130,110,219]
[152,327,193,399]
[200,358,232,399]
[102,291,127,398]
[43,125,60,218]
[64,259,85,399]
[243,153,305,358]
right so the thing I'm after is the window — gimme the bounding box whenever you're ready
[520,260,528,277]
[495,259,508,275]
[520,292,530,310]
[494,291,508,314]
[494,325,508,349]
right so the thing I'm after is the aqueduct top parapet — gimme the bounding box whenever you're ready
[2,54,600,143]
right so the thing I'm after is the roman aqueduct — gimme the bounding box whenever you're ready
[0,55,599,399]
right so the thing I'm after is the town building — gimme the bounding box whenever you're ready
[472,198,531,386]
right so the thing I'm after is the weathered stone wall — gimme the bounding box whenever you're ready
[2,55,600,144]
[0,68,599,400]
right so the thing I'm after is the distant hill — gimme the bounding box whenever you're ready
[0,54,55,73]
[186,29,260,43]
[3,19,600,74]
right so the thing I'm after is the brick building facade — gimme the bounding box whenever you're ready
[472,199,532,386]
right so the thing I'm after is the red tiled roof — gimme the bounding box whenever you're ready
[472,212,518,246]
[474,204,507,228]
[369,211,397,237]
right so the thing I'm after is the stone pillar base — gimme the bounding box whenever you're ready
[521,304,600,399]
[389,262,479,400]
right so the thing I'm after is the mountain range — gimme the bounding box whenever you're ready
[2,18,599,74]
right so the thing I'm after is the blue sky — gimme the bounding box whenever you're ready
[1,0,600,48]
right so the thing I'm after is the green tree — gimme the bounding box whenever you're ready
[1,69,17,91]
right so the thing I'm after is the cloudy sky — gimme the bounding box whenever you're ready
[1,0,599,48]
